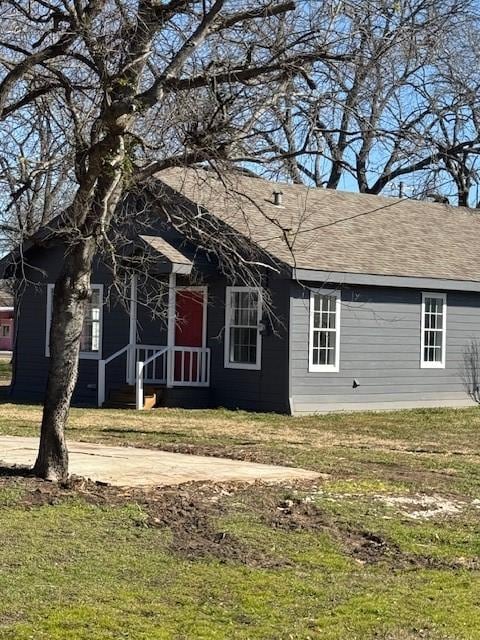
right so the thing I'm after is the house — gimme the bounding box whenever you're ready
[0,287,14,352]
[2,166,480,414]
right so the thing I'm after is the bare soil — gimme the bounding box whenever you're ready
[1,467,478,572]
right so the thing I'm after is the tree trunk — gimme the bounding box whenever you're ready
[34,238,96,481]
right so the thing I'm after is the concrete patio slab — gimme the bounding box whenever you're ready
[0,436,319,487]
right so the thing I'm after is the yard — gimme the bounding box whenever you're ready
[0,402,479,639]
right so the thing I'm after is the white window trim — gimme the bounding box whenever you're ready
[224,286,262,370]
[308,289,341,373]
[45,284,103,360]
[420,291,446,369]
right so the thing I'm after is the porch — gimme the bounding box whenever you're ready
[98,262,211,410]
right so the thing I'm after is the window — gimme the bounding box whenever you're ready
[309,290,341,372]
[1,325,10,337]
[224,287,262,370]
[421,292,446,368]
[45,284,103,359]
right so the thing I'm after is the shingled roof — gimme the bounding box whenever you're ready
[139,235,193,275]
[158,167,480,282]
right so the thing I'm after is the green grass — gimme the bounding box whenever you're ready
[0,403,479,638]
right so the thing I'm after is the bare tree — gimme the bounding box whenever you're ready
[248,0,480,205]
[461,339,480,403]
[0,0,352,480]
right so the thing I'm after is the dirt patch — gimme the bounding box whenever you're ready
[146,492,286,568]
[1,470,477,571]
[262,495,480,570]
[266,496,403,564]
[376,494,465,519]
[0,469,286,568]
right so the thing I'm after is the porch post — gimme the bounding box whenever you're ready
[166,272,176,388]
[128,274,137,384]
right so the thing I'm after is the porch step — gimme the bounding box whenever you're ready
[102,384,211,410]
[103,385,158,410]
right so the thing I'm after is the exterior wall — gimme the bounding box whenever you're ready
[207,275,290,413]
[290,282,480,414]
[11,242,290,411]
[0,310,13,350]
[11,245,129,405]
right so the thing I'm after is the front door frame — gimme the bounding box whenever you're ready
[174,285,208,349]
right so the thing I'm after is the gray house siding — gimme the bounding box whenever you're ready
[290,282,480,414]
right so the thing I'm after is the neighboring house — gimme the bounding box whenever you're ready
[2,167,480,413]
[0,287,14,352]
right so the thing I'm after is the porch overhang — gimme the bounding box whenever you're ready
[139,235,193,275]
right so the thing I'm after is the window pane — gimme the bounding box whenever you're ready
[227,288,261,366]
[80,289,101,352]
[232,291,258,327]
[310,293,338,369]
[230,327,257,364]
[422,296,445,365]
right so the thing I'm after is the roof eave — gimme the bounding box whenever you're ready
[292,268,480,293]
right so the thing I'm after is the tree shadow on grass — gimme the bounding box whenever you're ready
[0,464,34,477]
[100,427,190,437]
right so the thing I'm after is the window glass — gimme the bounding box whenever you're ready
[226,288,261,368]
[422,294,446,367]
[80,289,101,353]
[310,293,339,370]
[46,285,102,357]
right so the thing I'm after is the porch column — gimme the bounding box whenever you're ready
[128,274,137,384]
[166,272,176,388]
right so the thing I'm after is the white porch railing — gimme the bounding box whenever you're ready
[98,344,132,407]
[172,346,211,387]
[130,344,168,384]
[136,346,169,410]
[98,343,211,408]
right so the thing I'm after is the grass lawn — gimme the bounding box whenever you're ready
[0,403,479,639]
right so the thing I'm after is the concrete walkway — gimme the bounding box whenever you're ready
[0,436,319,487]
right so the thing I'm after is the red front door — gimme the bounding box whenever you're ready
[174,289,205,382]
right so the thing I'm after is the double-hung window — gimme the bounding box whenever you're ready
[309,290,341,372]
[224,287,262,370]
[45,284,103,359]
[421,292,446,368]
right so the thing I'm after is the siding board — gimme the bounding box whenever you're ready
[290,283,480,413]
